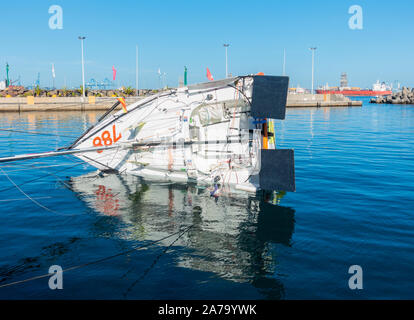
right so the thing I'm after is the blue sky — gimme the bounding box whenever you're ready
[1,0,413,89]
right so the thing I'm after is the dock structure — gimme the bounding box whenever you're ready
[0,93,361,112]
[0,97,138,112]
[286,93,362,107]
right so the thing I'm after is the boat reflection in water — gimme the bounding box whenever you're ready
[69,172,295,299]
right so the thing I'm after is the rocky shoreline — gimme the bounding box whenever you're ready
[370,87,414,104]
[0,85,156,98]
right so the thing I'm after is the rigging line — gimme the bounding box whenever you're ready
[62,154,87,164]
[0,149,89,166]
[16,162,75,191]
[107,139,125,166]
[0,196,52,202]
[0,164,78,173]
[0,160,80,194]
[0,162,86,173]
[5,159,85,167]
[0,168,59,214]
[0,147,122,194]
[0,161,88,175]
[123,225,193,297]
[0,128,77,138]
[82,154,117,171]
[227,84,252,107]
[65,101,121,150]
[0,225,194,289]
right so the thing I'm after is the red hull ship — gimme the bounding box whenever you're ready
[316,89,392,97]
[317,74,392,97]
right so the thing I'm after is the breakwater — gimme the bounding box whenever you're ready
[370,87,414,104]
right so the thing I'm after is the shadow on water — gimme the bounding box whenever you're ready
[0,237,81,285]
[69,173,296,299]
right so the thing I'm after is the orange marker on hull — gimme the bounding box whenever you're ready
[117,97,127,113]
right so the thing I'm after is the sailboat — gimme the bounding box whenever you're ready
[0,75,295,193]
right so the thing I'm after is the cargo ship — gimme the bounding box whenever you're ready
[316,73,392,97]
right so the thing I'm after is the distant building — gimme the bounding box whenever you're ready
[340,73,348,88]
[0,80,6,90]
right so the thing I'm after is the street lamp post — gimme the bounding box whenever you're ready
[309,47,317,94]
[223,44,230,78]
[135,45,139,96]
[78,36,86,101]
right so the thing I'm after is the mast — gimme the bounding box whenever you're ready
[223,44,230,78]
[78,36,86,100]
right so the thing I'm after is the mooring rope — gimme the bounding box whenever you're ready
[0,225,194,289]
[0,163,83,173]
[123,224,192,297]
[0,196,52,202]
[0,148,124,216]
[0,168,59,214]
[0,146,121,194]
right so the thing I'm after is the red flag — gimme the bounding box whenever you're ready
[112,65,117,81]
[206,68,214,81]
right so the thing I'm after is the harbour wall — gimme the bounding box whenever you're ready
[0,94,361,112]
[287,93,362,107]
[0,97,138,112]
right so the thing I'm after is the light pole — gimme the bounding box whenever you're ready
[135,45,139,96]
[309,47,317,94]
[223,44,230,78]
[283,48,286,76]
[78,36,86,100]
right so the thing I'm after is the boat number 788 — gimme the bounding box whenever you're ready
[93,125,122,153]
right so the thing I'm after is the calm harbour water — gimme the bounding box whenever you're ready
[0,99,413,299]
